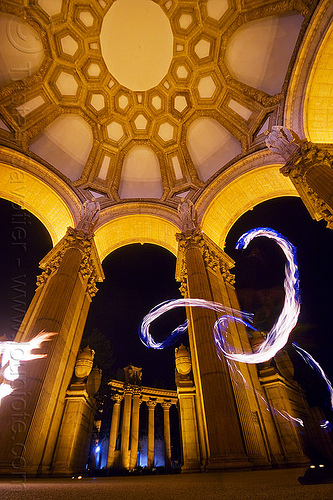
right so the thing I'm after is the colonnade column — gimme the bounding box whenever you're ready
[147,400,157,468]
[265,126,333,229]
[162,402,172,468]
[120,387,133,469]
[0,201,104,476]
[176,199,250,471]
[107,394,123,468]
[129,388,142,469]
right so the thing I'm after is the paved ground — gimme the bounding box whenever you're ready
[1,467,333,500]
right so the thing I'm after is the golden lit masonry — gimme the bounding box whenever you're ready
[0,0,333,479]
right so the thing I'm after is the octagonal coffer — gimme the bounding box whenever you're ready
[158,121,175,142]
[38,0,63,17]
[133,113,150,132]
[89,93,106,112]
[197,75,217,99]
[206,0,229,21]
[54,70,80,97]
[106,120,126,143]
[58,33,80,57]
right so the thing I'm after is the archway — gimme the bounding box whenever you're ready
[83,242,185,388]
[94,214,180,261]
[0,156,78,245]
[200,163,298,249]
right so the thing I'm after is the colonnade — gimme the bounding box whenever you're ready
[107,375,178,470]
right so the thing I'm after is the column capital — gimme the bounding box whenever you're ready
[176,229,235,286]
[123,385,134,395]
[146,399,157,409]
[132,386,142,397]
[36,226,104,297]
[266,126,333,229]
[112,393,123,404]
[161,401,172,410]
[282,142,333,228]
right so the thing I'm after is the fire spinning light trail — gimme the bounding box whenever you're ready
[292,342,333,411]
[140,228,300,365]
[139,298,253,350]
[226,358,304,427]
[0,330,56,403]
[214,227,301,363]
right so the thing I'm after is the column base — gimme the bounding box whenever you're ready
[205,455,252,471]
[181,460,202,473]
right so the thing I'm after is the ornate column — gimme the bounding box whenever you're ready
[146,399,157,468]
[129,387,142,469]
[258,350,310,466]
[175,199,310,468]
[120,387,132,469]
[176,208,250,470]
[161,401,172,469]
[205,252,279,467]
[265,126,333,228]
[107,394,123,468]
[0,201,104,476]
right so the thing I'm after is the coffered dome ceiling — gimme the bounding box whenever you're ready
[0,0,317,212]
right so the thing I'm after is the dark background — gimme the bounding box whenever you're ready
[1,196,333,413]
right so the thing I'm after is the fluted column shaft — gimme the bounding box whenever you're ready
[129,390,141,469]
[177,231,250,470]
[162,402,172,468]
[107,394,122,468]
[147,400,157,468]
[120,389,132,469]
[0,227,104,476]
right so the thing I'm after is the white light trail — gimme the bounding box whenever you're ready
[140,227,300,365]
[0,330,56,403]
[140,298,252,350]
[293,342,333,411]
[226,358,304,427]
[214,227,301,363]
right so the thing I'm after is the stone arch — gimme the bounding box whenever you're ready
[94,214,180,261]
[0,158,77,245]
[284,0,333,140]
[200,162,298,249]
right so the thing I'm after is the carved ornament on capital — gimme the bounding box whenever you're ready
[112,393,123,405]
[132,386,142,400]
[36,225,104,296]
[176,230,235,285]
[146,399,157,409]
[265,127,333,229]
[161,401,172,411]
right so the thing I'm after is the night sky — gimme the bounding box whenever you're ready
[1,196,333,412]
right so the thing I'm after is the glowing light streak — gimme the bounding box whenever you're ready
[226,358,304,427]
[140,227,300,365]
[0,330,56,403]
[292,343,333,411]
[140,298,252,350]
[320,420,332,433]
[216,227,300,364]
